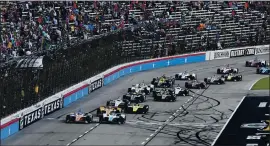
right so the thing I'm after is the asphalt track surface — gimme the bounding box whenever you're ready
[2,54,269,146]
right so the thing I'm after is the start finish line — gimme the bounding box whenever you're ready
[212,96,270,146]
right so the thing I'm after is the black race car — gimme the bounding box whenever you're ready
[66,110,93,124]
[204,75,225,84]
[222,73,243,81]
[185,80,207,89]
[123,91,146,103]
[153,88,176,102]
[151,76,175,88]
[125,104,149,114]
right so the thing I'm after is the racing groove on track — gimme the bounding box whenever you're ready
[2,54,269,146]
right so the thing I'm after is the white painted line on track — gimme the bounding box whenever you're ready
[158,126,162,129]
[78,135,83,138]
[258,102,267,107]
[72,139,77,142]
[66,143,70,146]
[150,134,154,137]
[141,142,145,145]
[211,96,246,146]
[155,130,158,133]
[176,110,180,112]
[169,116,173,118]
[146,138,150,141]
[95,123,99,126]
[173,113,177,116]
[85,131,89,134]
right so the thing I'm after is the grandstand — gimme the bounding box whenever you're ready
[0,1,269,118]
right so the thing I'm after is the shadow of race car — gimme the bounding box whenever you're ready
[222,73,243,81]
[153,88,176,102]
[125,104,149,114]
[204,75,225,85]
[66,110,93,124]
[185,80,207,89]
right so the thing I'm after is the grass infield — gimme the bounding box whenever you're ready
[251,76,270,90]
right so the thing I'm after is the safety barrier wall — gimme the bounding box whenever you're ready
[0,52,205,140]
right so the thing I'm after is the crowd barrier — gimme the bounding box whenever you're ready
[1,44,268,140]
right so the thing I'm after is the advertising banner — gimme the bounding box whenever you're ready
[89,78,103,93]
[19,98,63,130]
[230,48,255,58]
[213,50,230,59]
[255,46,269,55]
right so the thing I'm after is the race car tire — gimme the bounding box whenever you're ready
[204,78,207,83]
[144,88,150,95]
[200,83,205,89]
[65,115,71,123]
[128,88,132,93]
[217,68,221,74]
[85,116,92,124]
[256,68,260,74]
[99,116,103,123]
[118,117,125,124]
[233,78,237,82]
[106,101,110,106]
[143,105,149,114]
[175,74,179,79]
[185,82,189,88]
[96,108,101,115]
[245,61,250,67]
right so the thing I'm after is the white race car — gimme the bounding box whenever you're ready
[217,65,239,74]
[174,86,189,96]
[175,72,196,80]
[128,83,154,95]
[99,111,126,124]
[246,57,268,67]
[106,98,129,109]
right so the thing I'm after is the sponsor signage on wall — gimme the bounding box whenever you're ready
[214,50,230,59]
[19,98,63,130]
[230,48,255,58]
[89,78,103,93]
[255,46,269,55]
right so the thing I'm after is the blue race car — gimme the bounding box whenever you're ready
[256,67,270,74]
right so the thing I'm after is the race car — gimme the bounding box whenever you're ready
[174,85,189,96]
[123,91,146,103]
[151,75,175,88]
[125,103,149,114]
[66,110,93,124]
[106,98,129,109]
[185,80,207,89]
[222,73,243,81]
[245,57,268,67]
[96,106,123,116]
[128,83,154,95]
[175,71,197,80]
[153,88,176,102]
[217,65,239,74]
[99,111,126,124]
[256,67,270,74]
[204,75,225,84]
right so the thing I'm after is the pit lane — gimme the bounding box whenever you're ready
[2,54,269,146]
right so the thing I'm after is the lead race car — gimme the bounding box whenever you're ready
[153,88,176,102]
[125,103,149,114]
[245,57,268,67]
[204,75,225,84]
[222,73,243,81]
[128,83,154,95]
[66,109,93,124]
[151,75,175,88]
[185,80,207,89]
[256,67,270,74]
[217,65,239,74]
[175,71,197,80]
